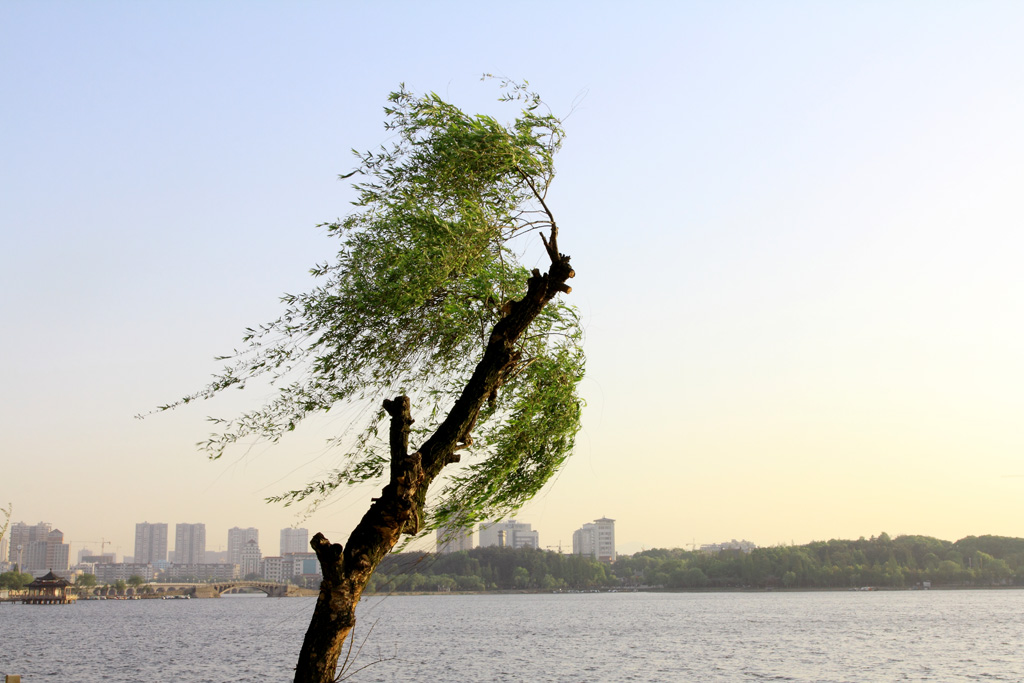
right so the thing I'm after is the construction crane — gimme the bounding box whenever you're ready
[544,541,565,554]
[74,539,117,558]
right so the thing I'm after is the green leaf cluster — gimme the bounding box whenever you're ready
[164,80,584,534]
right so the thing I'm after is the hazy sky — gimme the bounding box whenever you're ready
[3,2,1023,559]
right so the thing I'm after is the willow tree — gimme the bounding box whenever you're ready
[163,81,583,682]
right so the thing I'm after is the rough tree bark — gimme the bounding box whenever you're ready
[293,227,574,683]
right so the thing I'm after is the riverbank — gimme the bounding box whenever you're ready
[364,583,1024,597]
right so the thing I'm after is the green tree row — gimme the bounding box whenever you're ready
[0,571,156,593]
[365,534,1024,593]
[0,570,34,590]
[368,546,616,592]
[614,534,1024,589]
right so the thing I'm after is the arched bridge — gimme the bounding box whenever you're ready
[209,580,294,597]
[147,581,298,598]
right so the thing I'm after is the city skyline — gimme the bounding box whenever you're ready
[5,519,315,565]
[4,4,1024,557]
[6,515,625,566]
[4,507,848,568]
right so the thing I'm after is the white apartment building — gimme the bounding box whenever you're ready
[228,527,259,566]
[174,523,206,564]
[478,519,539,549]
[572,517,616,563]
[280,528,309,555]
[240,538,262,577]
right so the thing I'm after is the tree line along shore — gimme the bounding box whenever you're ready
[4,533,1021,595]
[365,534,1024,593]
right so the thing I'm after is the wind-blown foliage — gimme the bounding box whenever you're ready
[162,79,584,536]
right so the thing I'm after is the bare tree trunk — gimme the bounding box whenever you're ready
[293,232,573,683]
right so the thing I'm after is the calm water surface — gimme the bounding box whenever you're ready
[1,590,1022,681]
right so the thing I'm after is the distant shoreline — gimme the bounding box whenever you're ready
[364,584,1024,597]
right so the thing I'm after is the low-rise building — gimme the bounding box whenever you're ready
[281,552,322,586]
[95,563,155,583]
[284,552,320,577]
[163,563,239,582]
[261,556,287,583]
[81,554,116,565]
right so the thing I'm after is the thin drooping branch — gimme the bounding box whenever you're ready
[519,167,559,232]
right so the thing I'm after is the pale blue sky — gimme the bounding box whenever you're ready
[3,2,1024,558]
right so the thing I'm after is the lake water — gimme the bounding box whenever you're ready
[1,590,1022,681]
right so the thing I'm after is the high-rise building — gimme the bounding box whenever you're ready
[7,521,50,565]
[134,522,168,565]
[174,523,206,564]
[435,524,473,554]
[478,519,538,550]
[280,528,309,556]
[572,517,616,563]
[8,522,68,571]
[23,540,49,571]
[46,529,70,570]
[0,534,8,565]
[228,527,259,566]
[240,538,262,577]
